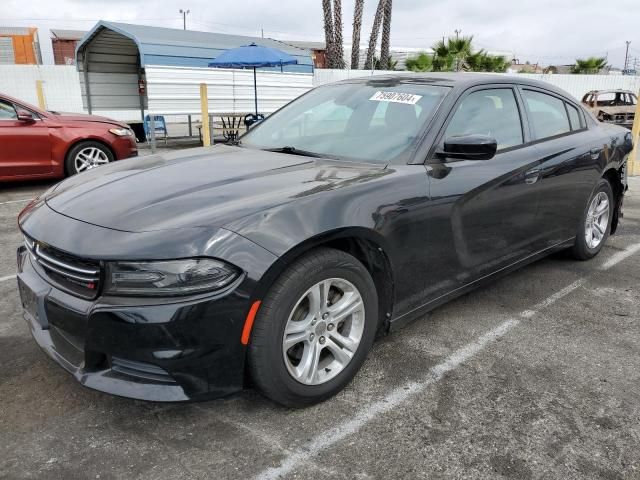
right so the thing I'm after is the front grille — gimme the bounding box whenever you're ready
[25,236,101,299]
[612,113,634,124]
[111,357,176,384]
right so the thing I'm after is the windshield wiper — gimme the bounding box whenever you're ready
[264,146,324,158]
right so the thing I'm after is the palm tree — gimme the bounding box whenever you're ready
[427,35,507,72]
[322,0,336,68]
[572,57,608,74]
[405,52,433,72]
[364,0,385,70]
[379,0,393,70]
[350,0,364,69]
[432,36,473,71]
[332,0,346,69]
[373,55,398,70]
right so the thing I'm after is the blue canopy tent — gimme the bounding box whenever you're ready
[208,43,298,116]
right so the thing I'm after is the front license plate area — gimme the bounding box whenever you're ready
[18,278,39,322]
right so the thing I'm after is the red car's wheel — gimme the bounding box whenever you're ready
[65,141,114,176]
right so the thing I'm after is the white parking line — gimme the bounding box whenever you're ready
[254,242,640,480]
[0,198,32,206]
[0,274,16,283]
[601,243,640,270]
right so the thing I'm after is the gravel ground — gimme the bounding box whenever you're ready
[0,169,639,480]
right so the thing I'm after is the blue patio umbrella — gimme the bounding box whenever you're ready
[208,43,299,115]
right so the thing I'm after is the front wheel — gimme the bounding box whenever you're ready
[570,178,614,260]
[248,248,378,407]
[65,141,114,176]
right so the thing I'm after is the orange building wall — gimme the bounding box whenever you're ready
[1,28,38,64]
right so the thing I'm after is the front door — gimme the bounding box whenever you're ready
[424,86,542,298]
[0,99,52,178]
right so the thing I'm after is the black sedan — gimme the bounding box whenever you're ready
[17,74,632,407]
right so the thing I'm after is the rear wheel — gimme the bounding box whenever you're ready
[248,248,378,407]
[570,178,613,260]
[65,141,114,176]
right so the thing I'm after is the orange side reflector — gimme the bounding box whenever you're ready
[241,300,261,345]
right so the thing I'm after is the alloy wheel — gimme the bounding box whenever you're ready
[74,147,110,173]
[282,278,365,385]
[585,191,609,249]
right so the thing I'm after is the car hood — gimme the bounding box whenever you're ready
[45,145,386,233]
[49,111,127,127]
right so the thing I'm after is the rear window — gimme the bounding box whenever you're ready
[566,103,584,131]
[522,90,571,140]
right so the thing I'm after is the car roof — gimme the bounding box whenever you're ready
[334,72,578,100]
[585,89,635,95]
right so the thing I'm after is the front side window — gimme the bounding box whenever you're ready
[0,100,17,120]
[444,88,523,150]
[522,90,570,140]
[241,82,449,163]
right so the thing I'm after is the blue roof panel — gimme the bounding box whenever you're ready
[78,21,314,72]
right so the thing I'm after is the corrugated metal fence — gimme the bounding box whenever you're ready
[314,69,640,102]
[0,65,83,112]
[145,66,313,115]
[1,65,638,120]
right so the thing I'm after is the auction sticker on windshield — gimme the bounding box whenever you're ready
[369,91,422,104]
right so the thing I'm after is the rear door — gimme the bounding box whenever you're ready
[424,85,542,292]
[0,99,53,178]
[519,87,603,248]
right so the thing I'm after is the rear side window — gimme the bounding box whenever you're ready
[0,99,17,120]
[566,103,584,131]
[522,90,570,139]
[445,88,523,150]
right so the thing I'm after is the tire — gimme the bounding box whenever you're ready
[248,248,378,407]
[65,141,114,176]
[570,178,614,260]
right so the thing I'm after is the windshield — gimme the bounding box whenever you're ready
[241,82,449,163]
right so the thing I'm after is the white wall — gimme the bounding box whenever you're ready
[2,65,638,121]
[145,65,313,115]
[314,69,640,102]
[0,65,83,112]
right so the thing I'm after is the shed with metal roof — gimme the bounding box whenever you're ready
[75,21,314,118]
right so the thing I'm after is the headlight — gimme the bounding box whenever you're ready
[109,127,133,136]
[104,259,241,296]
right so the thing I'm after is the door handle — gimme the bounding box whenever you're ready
[590,148,600,159]
[524,167,541,185]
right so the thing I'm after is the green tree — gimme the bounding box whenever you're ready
[571,57,608,74]
[405,52,433,72]
[405,36,508,73]
[373,55,398,70]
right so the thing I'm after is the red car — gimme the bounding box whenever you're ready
[0,93,137,182]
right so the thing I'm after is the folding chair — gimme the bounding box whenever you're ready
[144,115,168,144]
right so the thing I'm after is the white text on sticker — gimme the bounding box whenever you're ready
[369,91,422,105]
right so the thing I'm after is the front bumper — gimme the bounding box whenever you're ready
[112,135,138,160]
[17,245,251,402]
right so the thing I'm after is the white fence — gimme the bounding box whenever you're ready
[314,69,640,102]
[0,65,83,112]
[1,65,638,120]
[145,65,313,115]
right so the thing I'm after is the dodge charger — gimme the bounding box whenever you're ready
[17,74,632,407]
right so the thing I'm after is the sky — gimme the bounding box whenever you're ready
[2,0,639,69]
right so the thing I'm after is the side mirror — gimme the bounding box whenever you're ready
[437,134,497,161]
[16,110,35,122]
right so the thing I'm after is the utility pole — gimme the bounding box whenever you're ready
[179,9,190,30]
[624,40,631,72]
